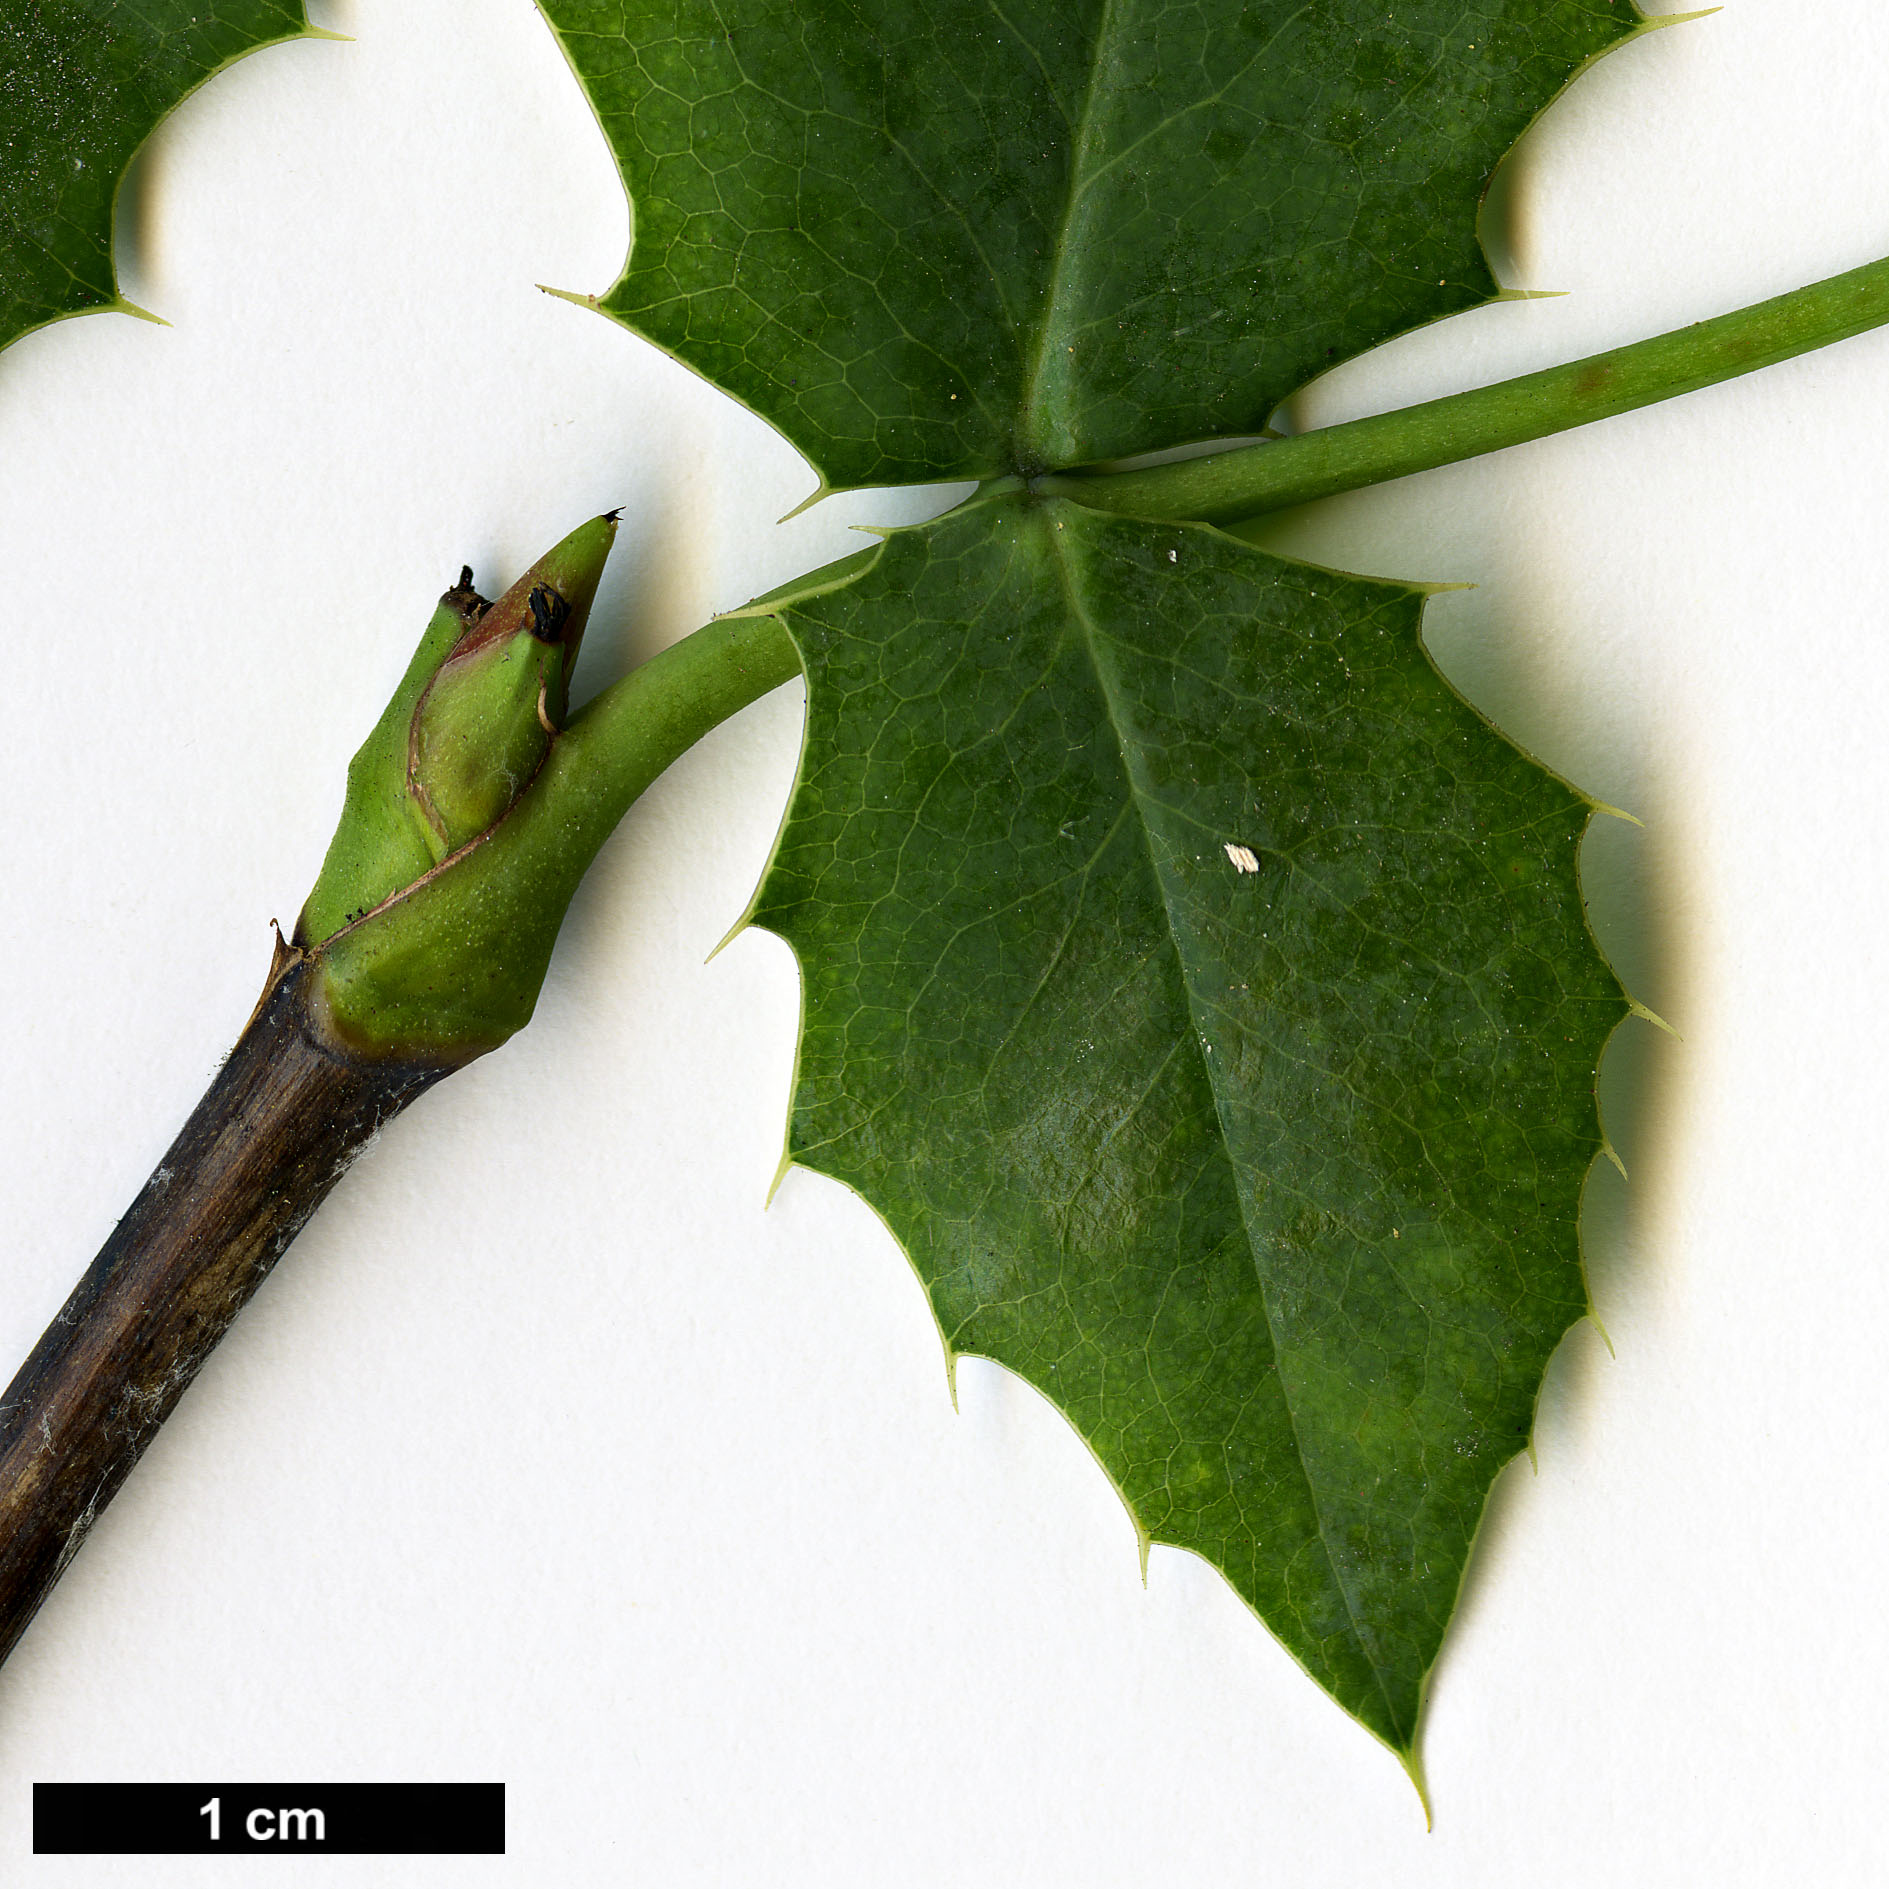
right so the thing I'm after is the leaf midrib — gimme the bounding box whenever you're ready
[1010,0,1121,472]
[1042,503,1407,1741]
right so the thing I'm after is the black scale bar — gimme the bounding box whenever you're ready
[34,1782,504,1854]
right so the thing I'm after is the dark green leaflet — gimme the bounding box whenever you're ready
[540,0,1642,488]
[742,496,1626,1751]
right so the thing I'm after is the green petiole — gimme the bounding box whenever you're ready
[1036,251,1889,524]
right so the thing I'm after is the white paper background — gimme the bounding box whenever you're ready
[2,0,1887,1879]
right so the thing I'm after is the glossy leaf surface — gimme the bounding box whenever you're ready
[540,0,1641,486]
[0,0,309,358]
[743,495,1625,1750]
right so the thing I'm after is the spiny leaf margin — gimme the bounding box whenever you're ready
[737,491,1628,1752]
[0,0,315,360]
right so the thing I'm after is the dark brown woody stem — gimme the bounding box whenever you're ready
[0,944,457,1668]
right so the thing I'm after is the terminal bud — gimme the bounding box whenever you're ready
[296,514,617,949]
